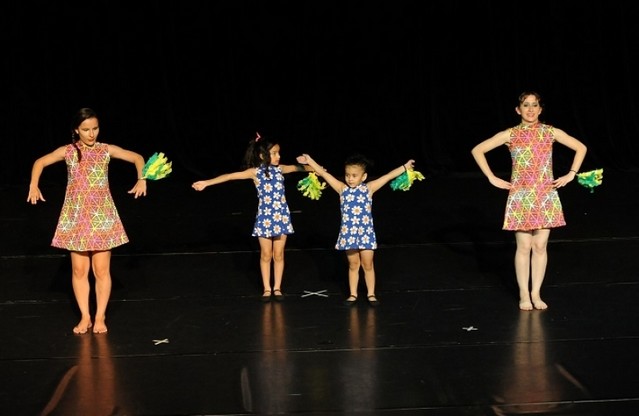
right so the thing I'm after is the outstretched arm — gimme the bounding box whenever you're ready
[192,168,256,191]
[367,159,415,194]
[297,154,344,193]
[27,146,66,204]
[280,163,315,174]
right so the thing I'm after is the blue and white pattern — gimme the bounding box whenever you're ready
[252,165,294,238]
[335,183,377,250]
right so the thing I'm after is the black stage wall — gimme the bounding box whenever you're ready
[2,1,638,189]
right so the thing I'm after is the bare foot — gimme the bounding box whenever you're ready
[519,300,533,311]
[73,319,93,335]
[93,317,108,334]
[532,298,548,310]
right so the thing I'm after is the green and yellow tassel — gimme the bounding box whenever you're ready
[297,172,327,200]
[576,168,603,193]
[390,169,425,191]
[141,152,172,180]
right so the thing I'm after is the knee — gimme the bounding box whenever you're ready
[92,266,111,281]
[516,243,533,254]
[531,244,547,255]
[71,266,90,280]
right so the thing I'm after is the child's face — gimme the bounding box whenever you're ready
[268,144,281,165]
[344,164,367,188]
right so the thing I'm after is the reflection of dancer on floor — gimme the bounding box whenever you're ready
[192,133,313,302]
[27,108,147,334]
[254,302,292,413]
[492,311,588,414]
[39,330,131,415]
[471,91,587,311]
[341,306,378,411]
[296,153,415,306]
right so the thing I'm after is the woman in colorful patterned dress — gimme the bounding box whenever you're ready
[27,108,147,334]
[192,133,311,302]
[471,92,587,311]
[296,153,415,307]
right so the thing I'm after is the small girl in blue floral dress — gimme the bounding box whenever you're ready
[297,153,415,307]
[193,133,311,302]
[253,164,295,238]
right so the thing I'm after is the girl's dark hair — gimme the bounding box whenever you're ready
[242,132,278,178]
[344,153,373,173]
[70,107,98,162]
[518,91,543,108]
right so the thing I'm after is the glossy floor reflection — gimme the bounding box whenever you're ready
[2,172,639,415]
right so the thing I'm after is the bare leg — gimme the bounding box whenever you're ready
[514,231,533,311]
[530,229,550,309]
[360,250,376,296]
[258,237,274,293]
[70,251,92,334]
[345,250,361,300]
[271,235,287,292]
[91,250,112,333]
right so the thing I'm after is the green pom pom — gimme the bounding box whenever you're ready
[141,152,172,180]
[297,172,326,200]
[390,169,425,191]
[576,168,603,193]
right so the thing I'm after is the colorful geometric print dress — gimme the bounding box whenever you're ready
[51,142,129,251]
[252,165,294,238]
[335,183,377,250]
[503,122,566,231]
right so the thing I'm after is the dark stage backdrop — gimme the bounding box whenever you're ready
[3,1,638,189]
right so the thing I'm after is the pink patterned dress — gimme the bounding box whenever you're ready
[51,142,129,251]
[503,122,566,231]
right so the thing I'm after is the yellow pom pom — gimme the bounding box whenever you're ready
[390,169,425,191]
[297,172,326,200]
[142,152,173,180]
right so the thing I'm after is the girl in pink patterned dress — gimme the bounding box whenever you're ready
[27,108,147,334]
[471,92,587,311]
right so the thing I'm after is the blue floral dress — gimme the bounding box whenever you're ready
[252,165,294,238]
[335,183,377,250]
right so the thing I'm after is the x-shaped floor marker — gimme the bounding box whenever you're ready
[301,289,329,298]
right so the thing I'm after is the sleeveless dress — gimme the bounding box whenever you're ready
[52,142,129,251]
[252,165,294,238]
[503,122,566,231]
[335,183,377,250]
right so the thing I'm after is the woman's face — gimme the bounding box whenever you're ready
[516,95,542,124]
[75,117,100,147]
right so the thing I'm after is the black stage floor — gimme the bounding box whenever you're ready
[2,171,639,415]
